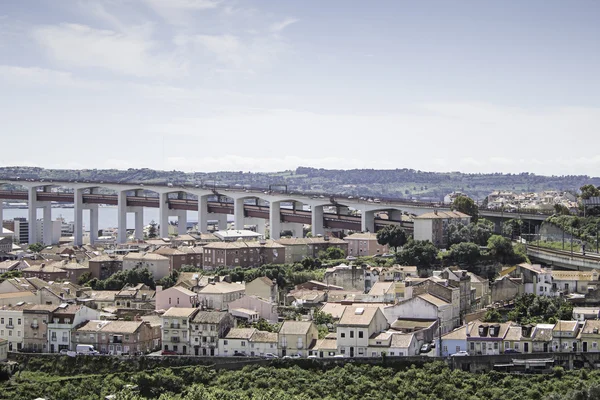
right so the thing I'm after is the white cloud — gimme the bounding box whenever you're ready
[144,0,221,26]
[31,23,186,77]
[270,18,298,33]
[0,65,100,89]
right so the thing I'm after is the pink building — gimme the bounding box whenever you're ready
[344,232,389,257]
[155,286,199,311]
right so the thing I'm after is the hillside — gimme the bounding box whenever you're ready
[0,166,597,201]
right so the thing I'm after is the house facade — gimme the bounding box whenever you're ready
[190,311,234,356]
[278,320,319,357]
[336,306,389,358]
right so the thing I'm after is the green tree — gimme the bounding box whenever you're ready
[156,269,180,289]
[396,240,439,272]
[487,234,515,263]
[502,219,524,239]
[77,272,92,285]
[313,310,334,326]
[580,184,600,200]
[554,204,571,215]
[452,195,479,222]
[27,242,44,253]
[376,225,408,251]
[326,246,345,260]
[449,242,481,265]
[147,220,158,239]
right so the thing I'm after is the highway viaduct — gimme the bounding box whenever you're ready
[0,179,551,246]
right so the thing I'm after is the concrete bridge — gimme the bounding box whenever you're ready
[527,244,600,270]
[0,178,554,246]
[0,179,430,246]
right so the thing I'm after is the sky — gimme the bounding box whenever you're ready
[1,0,599,176]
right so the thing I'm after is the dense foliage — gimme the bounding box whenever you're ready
[545,215,600,246]
[4,359,600,400]
[87,268,156,290]
[376,225,408,251]
[484,294,574,325]
[452,195,479,222]
[487,235,527,264]
[447,219,494,246]
[448,242,481,266]
[396,240,439,272]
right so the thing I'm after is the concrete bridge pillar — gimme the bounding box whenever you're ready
[197,196,209,233]
[270,201,282,240]
[213,213,228,231]
[159,192,170,238]
[133,208,144,241]
[88,205,99,245]
[234,198,245,230]
[361,210,375,233]
[27,186,38,245]
[177,210,187,235]
[389,209,403,221]
[117,191,128,244]
[73,189,84,246]
[311,205,324,236]
[42,203,52,246]
[0,198,3,226]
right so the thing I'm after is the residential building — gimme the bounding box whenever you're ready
[578,320,600,353]
[513,263,555,297]
[190,311,234,356]
[278,320,319,357]
[409,279,461,328]
[413,210,471,248]
[311,334,339,358]
[276,237,348,263]
[248,330,278,357]
[47,304,99,353]
[162,307,197,355]
[491,276,523,304]
[73,319,160,355]
[21,262,67,281]
[122,252,170,280]
[220,328,256,356]
[85,291,120,311]
[552,320,580,353]
[530,324,554,353]
[336,306,389,358]
[323,264,370,292]
[466,272,490,309]
[88,254,123,280]
[153,247,189,271]
[0,338,7,362]
[367,281,396,302]
[23,304,58,352]
[552,270,600,295]
[344,232,388,257]
[245,277,278,303]
[376,332,419,357]
[573,307,600,322]
[467,321,514,356]
[0,292,38,307]
[201,240,285,269]
[0,260,19,274]
[0,302,34,351]
[439,322,473,357]
[196,281,245,311]
[228,295,279,323]
[155,286,198,311]
[114,284,155,311]
[389,294,455,334]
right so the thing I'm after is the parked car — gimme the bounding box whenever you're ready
[264,353,279,359]
[76,344,99,355]
[59,349,70,355]
[233,351,248,357]
[420,343,432,354]
[307,355,318,359]
[504,349,520,354]
[161,350,177,356]
[451,351,469,357]
[283,354,301,359]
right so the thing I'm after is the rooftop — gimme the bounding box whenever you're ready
[224,328,256,339]
[191,311,229,324]
[338,306,379,327]
[279,320,314,335]
[162,307,198,318]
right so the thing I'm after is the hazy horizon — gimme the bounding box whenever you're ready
[2,1,599,175]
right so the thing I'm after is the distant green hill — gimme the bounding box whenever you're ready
[0,166,597,201]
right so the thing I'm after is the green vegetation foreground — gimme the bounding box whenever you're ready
[3,360,600,400]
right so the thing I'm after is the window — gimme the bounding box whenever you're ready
[390,352,395,356]
[241,341,246,347]
[494,343,498,350]
[350,331,354,338]
[358,331,363,339]
[504,342,509,349]
[371,352,377,357]
[594,342,598,348]
[0,318,3,324]
[17,318,21,325]
[515,343,519,350]
[340,332,345,338]
[224,340,228,345]
[443,346,448,354]
[470,342,475,350]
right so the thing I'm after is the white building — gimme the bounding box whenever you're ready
[336,305,389,358]
[161,307,197,355]
[197,281,245,311]
[0,302,34,351]
[413,210,471,248]
[36,219,62,246]
[387,294,455,334]
[190,310,234,356]
[47,304,100,353]
[123,253,170,280]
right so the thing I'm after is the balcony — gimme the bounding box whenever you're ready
[111,338,123,344]
[171,323,181,329]
[171,337,180,343]
[31,324,39,329]
[6,325,14,329]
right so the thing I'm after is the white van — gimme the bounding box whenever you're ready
[76,344,99,355]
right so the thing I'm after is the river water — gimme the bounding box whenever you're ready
[2,207,201,230]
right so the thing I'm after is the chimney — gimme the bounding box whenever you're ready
[156,285,163,293]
